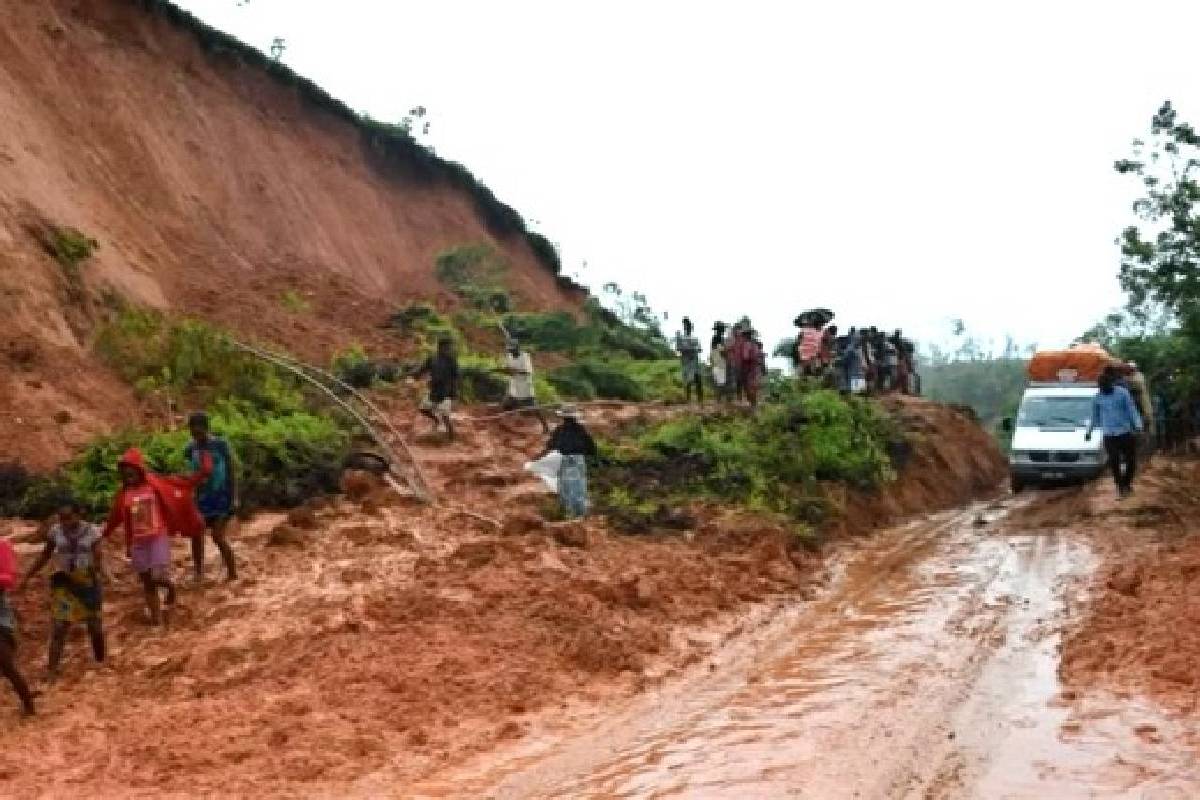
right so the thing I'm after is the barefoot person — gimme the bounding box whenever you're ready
[0,536,35,715]
[412,336,459,442]
[1085,366,1144,499]
[185,412,238,583]
[18,499,106,681]
[101,448,208,625]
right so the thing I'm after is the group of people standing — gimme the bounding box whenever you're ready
[674,318,768,408]
[0,412,238,715]
[672,314,921,407]
[797,324,919,396]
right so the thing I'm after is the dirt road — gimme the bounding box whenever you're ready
[415,490,1200,799]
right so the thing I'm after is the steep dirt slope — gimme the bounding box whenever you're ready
[0,399,1003,798]
[0,0,578,467]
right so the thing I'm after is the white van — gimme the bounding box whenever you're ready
[1006,383,1106,492]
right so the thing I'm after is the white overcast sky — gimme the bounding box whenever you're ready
[176,0,1198,354]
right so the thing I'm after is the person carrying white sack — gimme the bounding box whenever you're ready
[527,405,598,518]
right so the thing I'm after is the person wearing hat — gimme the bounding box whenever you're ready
[710,322,730,403]
[185,411,239,583]
[500,338,549,433]
[674,317,704,404]
[537,405,598,518]
[412,336,459,441]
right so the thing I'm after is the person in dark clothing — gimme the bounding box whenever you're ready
[185,412,238,583]
[1086,366,1144,498]
[538,406,597,518]
[412,337,459,441]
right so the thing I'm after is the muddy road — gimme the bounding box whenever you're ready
[414,490,1200,799]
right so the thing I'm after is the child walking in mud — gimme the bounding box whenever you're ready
[0,536,36,715]
[102,448,209,625]
[19,498,107,682]
[185,412,238,583]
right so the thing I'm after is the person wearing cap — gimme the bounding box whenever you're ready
[412,336,460,441]
[500,338,549,433]
[538,405,598,518]
[185,411,238,583]
[674,317,704,404]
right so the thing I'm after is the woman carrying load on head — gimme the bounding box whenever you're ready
[19,497,107,682]
[710,322,729,402]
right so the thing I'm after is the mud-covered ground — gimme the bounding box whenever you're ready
[420,459,1200,799]
[0,399,1003,798]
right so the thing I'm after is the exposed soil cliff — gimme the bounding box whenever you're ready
[0,0,578,467]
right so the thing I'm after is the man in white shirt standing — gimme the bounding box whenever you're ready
[501,338,549,433]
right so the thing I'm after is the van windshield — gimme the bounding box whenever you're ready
[1017,395,1094,429]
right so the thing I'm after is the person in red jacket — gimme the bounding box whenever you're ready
[0,537,34,715]
[101,448,209,625]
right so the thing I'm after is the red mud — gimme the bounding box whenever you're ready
[1060,460,1200,713]
[0,0,579,468]
[0,399,1002,798]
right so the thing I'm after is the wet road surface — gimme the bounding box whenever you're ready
[412,500,1200,799]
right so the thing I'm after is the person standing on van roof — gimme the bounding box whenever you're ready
[1085,366,1144,499]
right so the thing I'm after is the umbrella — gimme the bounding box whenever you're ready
[793,308,834,328]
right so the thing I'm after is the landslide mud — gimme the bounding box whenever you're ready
[419,465,1200,799]
[0,400,1003,798]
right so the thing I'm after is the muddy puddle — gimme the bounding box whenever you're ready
[412,501,1200,799]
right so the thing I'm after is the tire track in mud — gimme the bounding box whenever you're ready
[418,493,1200,799]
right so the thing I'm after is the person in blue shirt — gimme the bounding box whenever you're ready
[185,412,239,582]
[1085,367,1145,498]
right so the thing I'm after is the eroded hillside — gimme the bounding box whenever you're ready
[0,0,578,467]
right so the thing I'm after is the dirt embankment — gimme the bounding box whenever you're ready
[1059,460,1200,712]
[0,0,579,468]
[0,399,1003,798]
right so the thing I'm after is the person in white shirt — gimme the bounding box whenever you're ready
[501,339,549,432]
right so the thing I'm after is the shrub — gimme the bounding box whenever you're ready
[593,390,898,524]
[549,360,646,402]
[94,309,304,413]
[0,462,33,517]
[57,408,350,516]
[332,344,376,389]
[47,227,98,273]
[456,353,508,403]
[435,244,510,311]
[387,304,464,351]
[502,311,592,352]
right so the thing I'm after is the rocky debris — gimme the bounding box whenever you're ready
[450,540,498,569]
[340,469,381,501]
[285,504,320,530]
[553,522,592,549]
[267,523,306,547]
[502,512,546,536]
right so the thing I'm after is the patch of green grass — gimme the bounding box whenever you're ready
[280,289,311,313]
[593,389,899,525]
[48,227,98,273]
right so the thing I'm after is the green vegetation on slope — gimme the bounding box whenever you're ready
[593,386,899,534]
[7,308,354,518]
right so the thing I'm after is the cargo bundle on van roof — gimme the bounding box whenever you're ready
[1027,343,1121,384]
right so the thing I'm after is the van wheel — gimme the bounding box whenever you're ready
[1010,475,1027,494]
